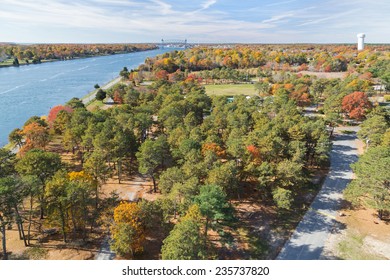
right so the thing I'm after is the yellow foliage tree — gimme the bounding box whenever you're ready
[111,202,145,257]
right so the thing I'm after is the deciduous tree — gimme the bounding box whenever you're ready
[110,202,145,257]
[342,91,371,120]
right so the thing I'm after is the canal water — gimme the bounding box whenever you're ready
[0,48,173,146]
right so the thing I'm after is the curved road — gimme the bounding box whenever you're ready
[277,126,360,260]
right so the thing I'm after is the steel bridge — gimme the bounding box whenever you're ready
[159,39,189,49]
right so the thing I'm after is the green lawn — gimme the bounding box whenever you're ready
[0,58,17,67]
[205,84,257,96]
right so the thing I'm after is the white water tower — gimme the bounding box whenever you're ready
[357,33,365,51]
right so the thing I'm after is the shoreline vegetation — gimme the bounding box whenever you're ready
[0,43,158,68]
[2,75,123,151]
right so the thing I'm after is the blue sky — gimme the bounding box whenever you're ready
[1,0,389,43]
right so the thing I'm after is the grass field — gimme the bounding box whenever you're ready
[205,84,257,96]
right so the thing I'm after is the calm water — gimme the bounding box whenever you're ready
[0,48,173,146]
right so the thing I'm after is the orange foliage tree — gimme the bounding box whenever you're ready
[342,91,372,120]
[202,142,226,158]
[246,145,262,164]
[19,122,49,155]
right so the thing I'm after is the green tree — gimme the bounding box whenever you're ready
[195,185,232,240]
[66,97,85,109]
[272,187,293,210]
[110,223,138,257]
[158,167,186,195]
[20,175,41,245]
[45,170,70,242]
[0,148,15,177]
[136,138,168,192]
[15,149,62,219]
[358,114,389,147]
[255,81,271,96]
[344,146,390,220]
[110,202,145,257]
[96,89,106,101]
[324,93,344,133]
[161,205,207,260]
[53,110,72,135]
[0,177,26,259]
[206,161,239,198]
[8,128,23,148]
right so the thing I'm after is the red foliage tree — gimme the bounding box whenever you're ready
[342,91,372,120]
[47,105,73,125]
[155,70,168,80]
[113,91,124,104]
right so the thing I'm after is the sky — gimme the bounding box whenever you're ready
[1,0,389,44]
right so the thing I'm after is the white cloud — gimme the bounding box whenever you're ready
[150,0,173,15]
[202,0,217,10]
[266,0,297,7]
[298,9,362,26]
[262,13,295,24]
[0,0,389,43]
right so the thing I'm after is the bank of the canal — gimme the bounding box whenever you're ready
[0,48,176,147]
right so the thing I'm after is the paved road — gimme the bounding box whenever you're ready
[277,127,360,260]
[82,76,122,104]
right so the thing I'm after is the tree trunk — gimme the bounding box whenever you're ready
[378,209,383,220]
[1,224,7,260]
[14,204,27,247]
[330,126,334,137]
[152,175,157,193]
[204,218,209,247]
[16,222,22,240]
[39,178,46,220]
[59,206,67,243]
[117,160,122,184]
[39,195,45,219]
[70,204,77,240]
[82,203,88,241]
[27,194,33,245]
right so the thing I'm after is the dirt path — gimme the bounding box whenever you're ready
[95,174,151,260]
[95,236,116,260]
[101,174,151,201]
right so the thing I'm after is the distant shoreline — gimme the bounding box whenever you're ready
[0,47,157,69]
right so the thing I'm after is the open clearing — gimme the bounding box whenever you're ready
[205,84,257,96]
[323,208,390,259]
[298,71,347,79]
